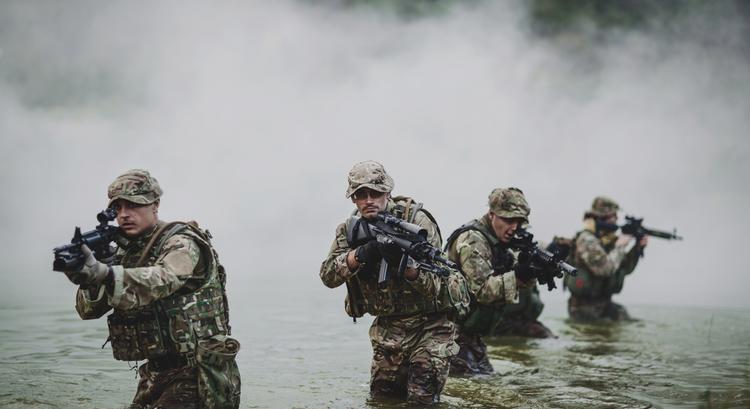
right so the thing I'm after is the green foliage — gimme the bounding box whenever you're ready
[528,0,748,34]
[338,0,470,18]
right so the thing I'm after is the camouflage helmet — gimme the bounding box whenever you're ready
[345,160,394,198]
[107,169,162,207]
[588,196,620,217]
[488,187,530,222]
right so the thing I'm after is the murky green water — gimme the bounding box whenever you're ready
[1,290,748,408]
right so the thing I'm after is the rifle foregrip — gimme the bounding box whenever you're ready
[53,253,85,272]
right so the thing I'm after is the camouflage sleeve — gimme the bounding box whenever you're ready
[75,285,112,320]
[319,222,355,288]
[403,210,445,296]
[109,233,202,310]
[454,230,519,305]
[617,243,641,276]
[575,231,628,277]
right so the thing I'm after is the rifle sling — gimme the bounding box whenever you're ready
[134,221,185,267]
[402,197,414,223]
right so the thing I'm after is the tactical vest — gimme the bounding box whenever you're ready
[564,230,623,299]
[344,197,466,318]
[445,218,509,272]
[106,221,230,363]
[444,218,542,332]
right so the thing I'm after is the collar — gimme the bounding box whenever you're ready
[582,218,597,234]
[115,221,163,250]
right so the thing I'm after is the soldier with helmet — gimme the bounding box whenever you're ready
[320,161,471,405]
[63,169,241,409]
[444,187,552,375]
[563,196,648,321]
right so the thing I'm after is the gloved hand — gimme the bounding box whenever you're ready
[354,240,382,265]
[513,263,536,283]
[377,241,404,267]
[64,244,110,287]
[492,248,515,275]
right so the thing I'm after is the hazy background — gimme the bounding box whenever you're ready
[1,0,749,314]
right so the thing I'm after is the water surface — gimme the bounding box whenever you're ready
[1,293,748,408]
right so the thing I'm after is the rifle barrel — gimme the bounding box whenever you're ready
[643,227,682,240]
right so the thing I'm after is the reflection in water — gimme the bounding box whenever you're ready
[1,303,749,408]
[486,336,538,366]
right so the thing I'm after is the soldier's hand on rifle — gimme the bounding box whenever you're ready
[354,241,381,265]
[514,264,535,283]
[377,241,403,267]
[638,235,649,248]
[616,234,634,247]
[64,244,111,288]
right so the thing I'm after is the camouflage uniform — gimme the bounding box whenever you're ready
[73,170,241,409]
[320,161,470,405]
[564,196,641,321]
[445,188,552,375]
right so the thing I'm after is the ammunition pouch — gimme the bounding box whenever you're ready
[196,336,241,409]
[107,308,169,362]
[108,285,228,361]
[438,272,472,320]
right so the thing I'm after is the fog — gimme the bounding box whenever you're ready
[1,0,748,311]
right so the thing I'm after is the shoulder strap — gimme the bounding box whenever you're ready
[392,195,441,240]
[135,221,214,283]
[401,197,415,222]
[444,220,498,253]
[135,222,185,267]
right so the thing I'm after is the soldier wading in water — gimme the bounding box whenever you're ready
[444,187,549,375]
[564,196,648,321]
[320,161,471,405]
[62,169,241,409]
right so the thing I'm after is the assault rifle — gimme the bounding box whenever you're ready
[509,228,577,291]
[346,212,457,286]
[597,215,682,258]
[53,208,119,272]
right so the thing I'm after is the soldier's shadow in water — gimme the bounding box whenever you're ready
[559,320,642,393]
[561,320,626,356]
[483,335,540,370]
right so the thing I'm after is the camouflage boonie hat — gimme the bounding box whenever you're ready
[107,169,163,207]
[488,187,530,222]
[345,161,394,198]
[589,196,619,217]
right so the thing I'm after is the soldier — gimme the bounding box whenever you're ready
[62,169,241,409]
[320,161,470,405]
[564,196,648,321]
[444,187,552,375]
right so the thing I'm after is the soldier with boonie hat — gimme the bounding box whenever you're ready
[345,160,394,198]
[564,195,648,322]
[321,160,470,404]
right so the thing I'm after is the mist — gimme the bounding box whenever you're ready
[1,0,748,312]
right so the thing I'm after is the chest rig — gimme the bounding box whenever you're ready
[565,230,618,299]
[106,221,230,363]
[444,217,519,331]
[444,216,514,275]
[344,197,451,318]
